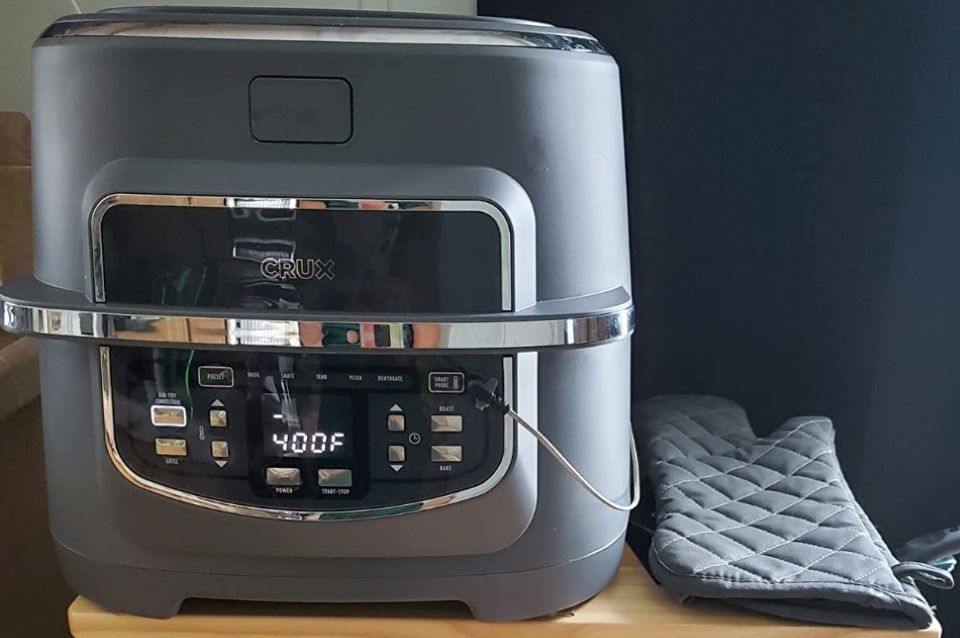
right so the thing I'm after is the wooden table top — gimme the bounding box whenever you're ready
[68,548,940,638]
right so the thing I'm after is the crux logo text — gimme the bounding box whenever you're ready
[260,258,336,281]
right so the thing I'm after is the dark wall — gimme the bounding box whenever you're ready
[482,0,960,632]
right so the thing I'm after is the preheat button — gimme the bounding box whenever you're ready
[155,438,188,457]
[266,467,302,487]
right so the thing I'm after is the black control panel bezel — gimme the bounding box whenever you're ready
[106,346,512,513]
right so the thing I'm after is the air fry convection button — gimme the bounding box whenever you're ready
[155,438,188,457]
[428,372,465,394]
[198,366,234,388]
[150,405,186,427]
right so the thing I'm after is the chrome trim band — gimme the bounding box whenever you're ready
[44,22,607,54]
[3,302,633,351]
[90,194,514,311]
[100,346,516,521]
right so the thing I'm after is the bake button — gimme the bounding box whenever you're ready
[155,438,188,457]
[209,409,228,428]
[387,413,406,432]
[431,445,463,463]
[318,468,353,488]
[431,414,463,432]
[387,445,406,463]
[150,405,186,427]
[266,467,302,487]
[428,372,465,394]
[198,366,234,388]
[210,440,230,459]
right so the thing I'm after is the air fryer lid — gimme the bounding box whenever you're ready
[42,5,603,51]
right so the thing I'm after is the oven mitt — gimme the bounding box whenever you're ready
[634,395,952,629]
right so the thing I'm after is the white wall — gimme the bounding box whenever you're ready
[0,0,477,115]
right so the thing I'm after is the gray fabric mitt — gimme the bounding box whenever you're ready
[635,395,950,629]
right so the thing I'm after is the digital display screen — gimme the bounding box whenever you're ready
[261,393,354,458]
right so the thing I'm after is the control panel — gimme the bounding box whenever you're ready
[106,347,511,513]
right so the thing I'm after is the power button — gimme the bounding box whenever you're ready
[428,372,465,394]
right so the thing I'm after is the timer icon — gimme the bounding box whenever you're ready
[408,432,422,445]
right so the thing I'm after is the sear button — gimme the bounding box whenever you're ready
[150,405,186,427]
[266,467,302,487]
[387,445,406,463]
[210,440,230,459]
[198,366,234,388]
[431,445,463,463]
[431,414,463,432]
[428,372,465,394]
[155,438,188,457]
[318,468,353,488]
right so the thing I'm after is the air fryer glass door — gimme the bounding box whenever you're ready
[95,197,509,313]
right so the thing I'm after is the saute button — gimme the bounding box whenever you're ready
[155,438,188,457]
[150,405,186,427]
[431,445,463,463]
[431,415,463,432]
[318,468,353,488]
[428,372,465,394]
[266,467,302,487]
[198,366,234,388]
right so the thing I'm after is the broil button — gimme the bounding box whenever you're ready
[151,405,186,427]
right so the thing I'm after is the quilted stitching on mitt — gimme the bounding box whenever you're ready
[634,395,936,629]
